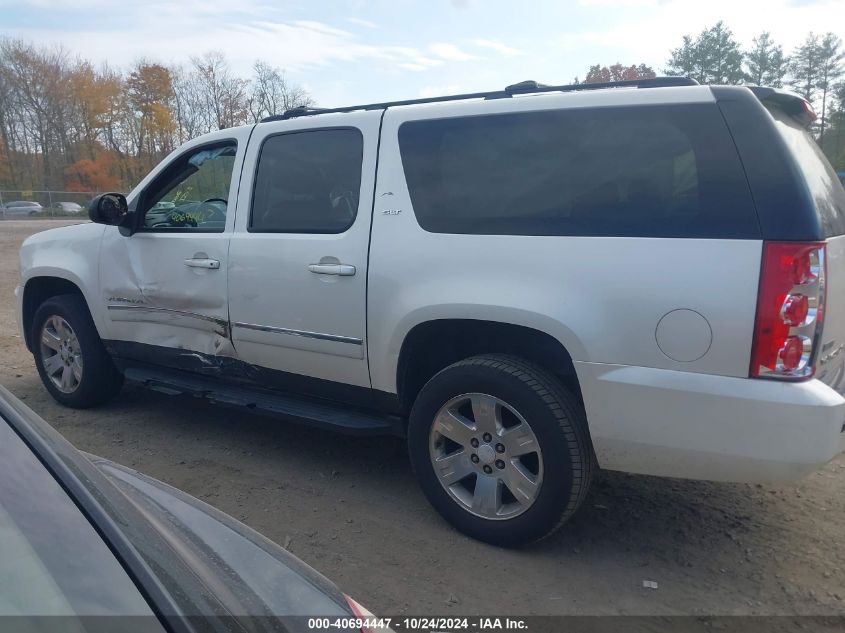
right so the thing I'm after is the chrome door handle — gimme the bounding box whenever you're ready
[308,263,356,276]
[184,258,220,269]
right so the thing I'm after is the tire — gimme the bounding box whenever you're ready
[31,294,123,408]
[408,354,594,546]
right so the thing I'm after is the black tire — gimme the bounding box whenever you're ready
[408,354,594,546]
[31,294,123,408]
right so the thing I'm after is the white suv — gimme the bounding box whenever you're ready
[16,78,845,545]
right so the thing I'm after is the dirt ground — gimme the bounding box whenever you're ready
[1,219,844,618]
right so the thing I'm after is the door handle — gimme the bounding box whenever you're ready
[308,263,356,276]
[184,258,220,269]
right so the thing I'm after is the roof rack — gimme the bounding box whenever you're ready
[260,76,699,122]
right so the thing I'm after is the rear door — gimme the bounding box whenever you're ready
[228,111,382,389]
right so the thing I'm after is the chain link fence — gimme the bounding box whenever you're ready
[0,190,98,219]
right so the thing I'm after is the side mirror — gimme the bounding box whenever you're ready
[88,193,129,226]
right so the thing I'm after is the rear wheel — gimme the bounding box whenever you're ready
[32,294,123,408]
[408,354,594,546]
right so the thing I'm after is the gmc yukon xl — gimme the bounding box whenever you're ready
[16,78,845,545]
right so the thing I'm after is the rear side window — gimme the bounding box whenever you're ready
[770,108,845,238]
[399,104,759,238]
[250,128,363,233]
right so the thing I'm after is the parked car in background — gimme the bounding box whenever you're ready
[0,385,382,630]
[16,78,845,546]
[51,201,84,213]
[2,200,42,217]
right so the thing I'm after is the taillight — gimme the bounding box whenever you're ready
[750,242,825,379]
[343,594,395,633]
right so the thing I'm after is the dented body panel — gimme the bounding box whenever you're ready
[98,125,253,360]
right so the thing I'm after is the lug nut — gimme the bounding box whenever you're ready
[495,443,505,453]
[482,433,492,442]
[483,465,493,474]
[495,460,505,469]
[470,438,479,448]
[471,454,480,463]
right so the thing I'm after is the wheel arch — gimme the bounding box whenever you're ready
[22,275,96,352]
[394,318,582,415]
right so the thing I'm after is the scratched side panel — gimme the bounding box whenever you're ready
[98,229,234,358]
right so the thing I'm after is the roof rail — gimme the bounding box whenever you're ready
[259,76,699,122]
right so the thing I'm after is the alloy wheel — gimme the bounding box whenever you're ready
[429,393,543,520]
[40,315,83,393]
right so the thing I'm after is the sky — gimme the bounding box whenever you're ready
[1,0,844,107]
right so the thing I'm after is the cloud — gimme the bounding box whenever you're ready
[470,38,524,57]
[428,42,479,62]
[9,8,447,79]
[347,17,378,29]
[559,0,845,69]
[578,0,659,6]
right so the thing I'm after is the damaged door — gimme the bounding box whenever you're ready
[99,129,251,367]
[228,112,381,388]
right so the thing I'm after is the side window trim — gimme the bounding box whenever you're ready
[247,126,364,234]
[135,139,238,234]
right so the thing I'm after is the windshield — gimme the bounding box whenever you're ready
[0,420,158,618]
[770,107,845,238]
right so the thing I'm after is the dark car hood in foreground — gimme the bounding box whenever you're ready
[89,456,350,620]
[0,386,350,632]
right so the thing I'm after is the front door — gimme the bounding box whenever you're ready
[228,111,382,389]
[99,129,251,363]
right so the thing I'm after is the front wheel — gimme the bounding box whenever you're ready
[408,355,594,546]
[32,294,123,408]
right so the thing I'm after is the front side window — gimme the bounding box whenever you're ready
[141,142,237,232]
[399,104,759,239]
[250,128,363,233]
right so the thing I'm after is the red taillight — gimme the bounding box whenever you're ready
[750,242,825,379]
[343,594,394,633]
[781,294,809,326]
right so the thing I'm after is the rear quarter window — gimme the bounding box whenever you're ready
[770,109,845,238]
[398,104,760,238]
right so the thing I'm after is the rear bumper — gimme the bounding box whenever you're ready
[576,361,845,483]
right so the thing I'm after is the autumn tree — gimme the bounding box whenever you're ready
[666,21,744,84]
[744,32,787,87]
[126,62,175,171]
[583,63,656,84]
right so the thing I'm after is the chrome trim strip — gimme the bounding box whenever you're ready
[232,321,363,345]
[107,304,227,326]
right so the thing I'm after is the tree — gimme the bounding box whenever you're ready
[666,21,744,85]
[0,40,291,192]
[745,32,787,87]
[816,33,845,144]
[822,82,845,169]
[247,60,314,121]
[191,51,248,130]
[126,62,175,169]
[789,33,822,101]
[584,63,656,84]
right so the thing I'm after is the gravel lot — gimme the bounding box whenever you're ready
[2,219,844,619]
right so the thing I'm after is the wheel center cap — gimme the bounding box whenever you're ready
[477,444,496,465]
